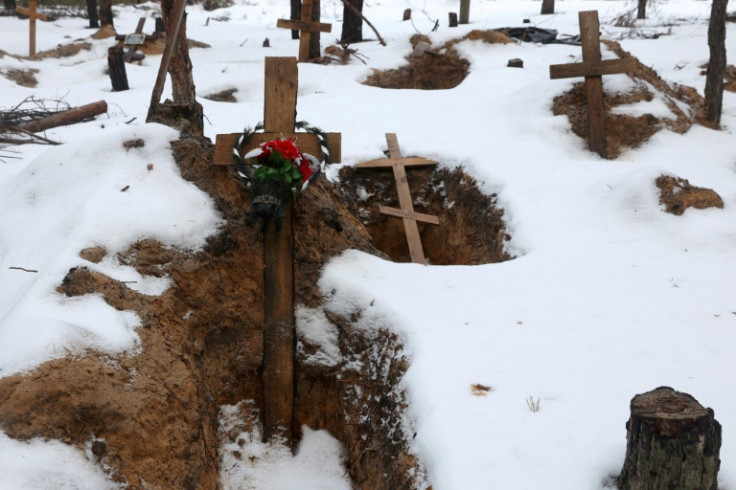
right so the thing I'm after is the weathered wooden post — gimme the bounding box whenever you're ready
[541,0,555,15]
[213,57,341,443]
[704,0,728,127]
[277,0,331,62]
[617,387,721,489]
[549,11,635,158]
[448,12,458,28]
[459,0,470,24]
[16,0,49,58]
[108,45,129,91]
[356,134,439,264]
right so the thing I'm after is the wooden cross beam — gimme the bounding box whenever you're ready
[549,10,635,157]
[277,0,331,62]
[213,57,341,445]
[356,133,439,264]
[114,18,155,62]
[17,0,49,58]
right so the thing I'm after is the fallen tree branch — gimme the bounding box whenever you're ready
[15,100,107,133]
[8,266,38,273]
[337,0,387,46]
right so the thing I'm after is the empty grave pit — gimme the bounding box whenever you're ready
[362,31,511,90]
[338,164,512,265]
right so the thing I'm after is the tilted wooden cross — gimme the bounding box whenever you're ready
[213,57,341,445]
[276,0,331,62]
[114,18,154,62]
[549,10,634,157]
[357,133,439,265]
[16,0,49,58]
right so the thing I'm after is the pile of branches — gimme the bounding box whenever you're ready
[0,96,68,146]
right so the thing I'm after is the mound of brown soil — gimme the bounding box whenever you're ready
[36,42,92,60]
[552,41,705,159]
[656,175,724,215]
[2,68,38,87]
[204,88,238,102]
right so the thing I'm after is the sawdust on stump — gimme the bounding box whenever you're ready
[0,130,512,488]
[553,41,706,158]
[2,68,39,87]
[656,175,724,215]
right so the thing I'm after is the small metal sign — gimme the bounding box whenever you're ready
[124,33,146,45]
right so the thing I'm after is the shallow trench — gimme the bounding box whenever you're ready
[0,133,511,489]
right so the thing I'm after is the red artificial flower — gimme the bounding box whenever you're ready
[264,138,300,161]
[298,157,313,182]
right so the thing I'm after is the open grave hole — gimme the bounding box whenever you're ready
[362,31,511,90]
[0,132,454,489]
[552,40,705,158]
[338,164,512,265]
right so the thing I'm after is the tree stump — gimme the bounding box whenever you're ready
[449,12,458,27]
[107,45,129,91]
[617,387,721,490]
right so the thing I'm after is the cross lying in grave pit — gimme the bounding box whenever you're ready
[213,57,341,446]
[549,10,635,158]
[276,0,331,62]
[357,133,439,265]
[16,0,49,58]
[114,18,155,62]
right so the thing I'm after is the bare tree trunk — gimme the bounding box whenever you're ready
[99,0,113,27]
[341,0,363,43]
[308,0,321,60]
[4,0,17,11]
[540,0,554,15]
[87,0,99,28]
[151,0,203,133]
[637,0,647,19]
[704,0,728,127]
[290,0,300,40]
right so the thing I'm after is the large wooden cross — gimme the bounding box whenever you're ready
[357,133,439,264]
[214,57,340,445]
[276,0,331,62]
[549,10,634,157]
[17,0,49,58]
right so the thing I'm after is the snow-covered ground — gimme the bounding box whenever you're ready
[1,0,734,488]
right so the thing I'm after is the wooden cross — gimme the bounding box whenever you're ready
[549,11,634,157]
[357,134,439,264]
[213,57,341,445]
[114,18,154,62]
[17,0,49,58]
[276,0,331,62]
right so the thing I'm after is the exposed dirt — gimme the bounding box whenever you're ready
[0,130,507,488]
[204,88,238,103]
[338,165,512,265]
[36,42,92,60]
[552,41,705,159]
[656,175,724,215]
[2,67,38,87]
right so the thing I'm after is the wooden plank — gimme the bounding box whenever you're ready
[276,18,332,33]
[580,11,606,157]
[356,156,436,168]
[549,58,635,79]
[264,57,298,132]
[262,205,294,443]
[213,132,341,165]
[378,205,440,225]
